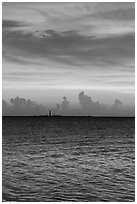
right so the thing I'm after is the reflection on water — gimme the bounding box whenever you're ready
[2,117,135,202]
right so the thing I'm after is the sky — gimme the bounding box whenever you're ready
[2,2,135,115]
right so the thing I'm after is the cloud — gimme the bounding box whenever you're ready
[78,92,135,116]
[84,2,134,22]
[78,91,106,115]
[112,99,122,109]
[2,97,47,116]
[2,100,10,115]
[54,96,70,115]
[3,27,134,68]
[2,3,134,38]
[2,3,135,106]
[2,19,28,28]
[2,27,134,96]
[3,2,134,70]
[2,93,135,116]
[98,7,135,21]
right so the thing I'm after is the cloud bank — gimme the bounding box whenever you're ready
[2,92,134,116]
[2,3,135,108]
[3,97,47,116]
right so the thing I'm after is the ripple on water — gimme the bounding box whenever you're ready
[2,117,135,202]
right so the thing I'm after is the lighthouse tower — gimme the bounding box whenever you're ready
[48,110,52,117]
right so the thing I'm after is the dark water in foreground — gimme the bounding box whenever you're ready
[2,116,135,202]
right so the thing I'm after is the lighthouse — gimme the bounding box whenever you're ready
[48,110,52,117]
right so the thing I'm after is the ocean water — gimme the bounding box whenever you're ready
[2,116,135,202]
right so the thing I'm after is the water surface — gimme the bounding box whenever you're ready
[2,116,135,202]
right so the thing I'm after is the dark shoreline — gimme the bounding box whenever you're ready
[2,116,135,118]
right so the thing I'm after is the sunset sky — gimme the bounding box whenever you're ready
[2,2,135,108]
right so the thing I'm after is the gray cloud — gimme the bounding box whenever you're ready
[2,3,135,109]
[78,91,106,115]
[2,19,27,28]
[2,93,135,116]
[3,27,134,68]
[3,27,134,94]
[113,99,122,108]
[54,96,70,115]
[98,7,135,21]
[78,92,134,116]
[2,100,10,115]
[3,97,47,116]
[87,3,135,21]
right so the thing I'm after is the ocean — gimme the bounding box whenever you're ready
[2,116,135,202]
